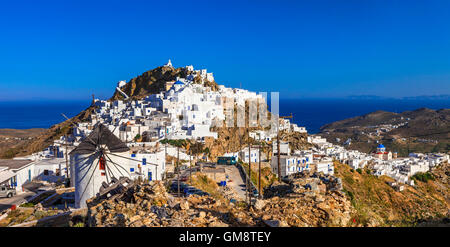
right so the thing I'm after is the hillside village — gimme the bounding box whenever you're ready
[0,61,448,226]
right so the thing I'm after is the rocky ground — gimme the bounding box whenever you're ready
[87,181,259,227]
[258,171,354,227]
[86,169,354,227]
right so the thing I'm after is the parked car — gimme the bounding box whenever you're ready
[252,190,259,198]
[183,187,197,194]
[170,182,188,192]
[0,185,16,198]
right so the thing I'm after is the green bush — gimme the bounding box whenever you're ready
[20,202,35,208]
[356,168,362,174]
[411,172,434,183]
[73,222,85,227]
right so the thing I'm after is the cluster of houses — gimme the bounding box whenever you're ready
[301,137,449,186]
[89,65,269,142]
[266,131,448,188]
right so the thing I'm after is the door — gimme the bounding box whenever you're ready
[28,169,31,182]
[148,172,152,181]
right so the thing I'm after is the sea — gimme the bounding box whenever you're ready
[0,99,448,134]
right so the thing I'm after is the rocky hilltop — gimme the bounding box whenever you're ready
[111,65,219,101]
[320,108,450,156]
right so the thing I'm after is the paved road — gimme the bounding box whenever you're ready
[222,165,246,201]
[0,191,36,212]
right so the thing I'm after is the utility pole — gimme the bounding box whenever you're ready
[65,135,69,185]
[189,148,192,184]
[164,123,167,180]
[248,143,251,206]
[277,114,293,182]
[177,145,180,197]
[277,132,281,182]
[258,143,261,199]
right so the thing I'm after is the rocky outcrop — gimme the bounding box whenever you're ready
[259,170,353,227]
[86,177,354,227]
[110,66,219,101]
[87,181,260,227]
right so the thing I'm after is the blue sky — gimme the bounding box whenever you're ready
[1,0,450,101]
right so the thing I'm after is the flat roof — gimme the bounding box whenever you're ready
[0,159,34,170]
[0,170,16,183]
[34,158,65,166]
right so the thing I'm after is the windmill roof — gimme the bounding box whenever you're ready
[70,124,130,155]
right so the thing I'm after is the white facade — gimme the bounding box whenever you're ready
[315,157,334,175]
[273,141,290,155]
[239,147,263,163]
[11,163,35,192]
[271,154,312,178]
[34,158,67,182]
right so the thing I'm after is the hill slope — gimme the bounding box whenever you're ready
[334,161,449,226]
[320,108,450,155]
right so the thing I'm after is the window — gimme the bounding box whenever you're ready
[130,168,135,172]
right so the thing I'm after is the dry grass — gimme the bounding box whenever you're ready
[335,161,449,226]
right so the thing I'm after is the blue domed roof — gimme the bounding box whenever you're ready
[174,80,184,85]
[377,144,385,148]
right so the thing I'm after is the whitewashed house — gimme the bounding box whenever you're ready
[0,159,35,192]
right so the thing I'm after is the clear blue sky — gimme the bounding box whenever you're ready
[1,0,450,101]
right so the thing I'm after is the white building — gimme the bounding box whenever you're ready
[273,141,290,155]
[34,158,68,183]
[271,154,312,178]
[315,157,334,175]
[239,147,264,163]
[0,159,35,192]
